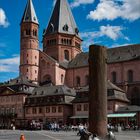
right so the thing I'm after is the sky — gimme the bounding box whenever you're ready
[0,0,140,82]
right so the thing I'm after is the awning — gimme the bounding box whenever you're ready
[70,116,88,119]
[70,113,136,119]
[107,113,136,118]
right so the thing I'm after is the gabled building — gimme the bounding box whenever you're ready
[0,76,37,128]
[24,85,76,124]
[71,81,129,124]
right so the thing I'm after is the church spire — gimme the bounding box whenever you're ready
[45,0,79,36]
[21,0,38,24]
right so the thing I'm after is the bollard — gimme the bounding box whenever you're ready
[20,134,25,140]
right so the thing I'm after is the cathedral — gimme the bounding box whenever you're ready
[0,0,140,128]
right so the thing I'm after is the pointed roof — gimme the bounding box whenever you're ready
[21,0,38,24]
[45,0,79,36]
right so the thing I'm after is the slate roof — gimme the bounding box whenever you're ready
[30,85,76,97]
[117,105,140,113]
[107,80,124,92]
[67,44,140,68]
[68,52,88,68]
[45,0,79,36]
[72,81,129,103]
[21,0,38,24]
[1,75,37,87]
[107,44,140,63]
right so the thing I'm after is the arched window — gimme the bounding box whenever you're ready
[34,30,37,36]
[61,74,64,83]
[64,50,69,61]
[43,74,52,83]
[85,75,89,86]
[26,29,30,35]
[76,76,81,87]
[131,87,140,106]
[64,39,66,44]
[111,71,117,83]
[127,70,133,83]
[61,39,64,44]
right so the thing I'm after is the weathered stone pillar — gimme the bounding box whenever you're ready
[89,45,107,138]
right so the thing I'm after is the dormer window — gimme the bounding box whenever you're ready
[50,23,54,32]
[63,24,69,31]
[75,28,79,35]
[25,16,29,20]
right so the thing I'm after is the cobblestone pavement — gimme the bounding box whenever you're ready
[0,130,140,140]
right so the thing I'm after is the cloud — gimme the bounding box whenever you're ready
[70,0,95,8]
[81,25,127,40]
[87,0,140,21]
[100,25,124,40]
[0,8,9,27]
[0,56,19,72]
[80,25,129,49]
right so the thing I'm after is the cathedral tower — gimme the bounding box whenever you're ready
[43,0,82,63]
[20,0,39,84]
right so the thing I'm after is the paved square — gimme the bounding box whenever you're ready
[0,130,140,140]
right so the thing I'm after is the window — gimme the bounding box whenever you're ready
[63,24,69,31]
[50,23,54,32]
[58,106,62,113]
[27,69,28,72]
[85,75,89,86]
[111,71,117,83]
[75,42,80,48]
[35,56,37,59]
[26,108,30,114]
[52,107,56,113]
[84,104,88,111]
[32,108,37,114]
[76,76,81,87]
[43,74,52,83]
[46,107,50,113]
[64,50,69,61]
[39,108,42,114]
[77,104,81,111]
[75,28,79,35]
[61,74,64,83]
[61,39,64,44]
[47,39,56,45]
[26,29,31,35]
[34,30,37,36]
[127,70,133,83]
[131,87,140,106]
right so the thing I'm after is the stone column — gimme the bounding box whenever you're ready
[89,45,107,138]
